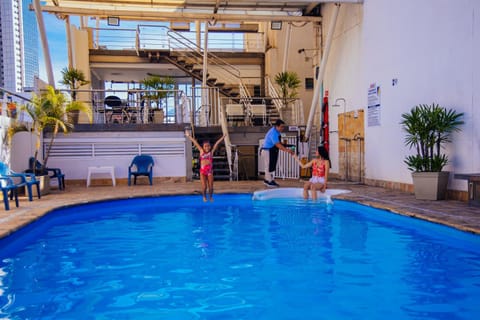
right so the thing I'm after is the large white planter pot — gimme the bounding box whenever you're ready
[37,175,51,196]
[412,171,450,200]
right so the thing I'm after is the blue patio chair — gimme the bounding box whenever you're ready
[27,157,65,190]
[128,155,154,186]
[0,161,41,201]
[0,176,25,210]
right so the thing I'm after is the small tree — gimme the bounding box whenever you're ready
[274,71,301,108]
[21,86,93,173]
[141,75,175,109]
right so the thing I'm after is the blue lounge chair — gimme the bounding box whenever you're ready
[0,161,40,202]
[27,157,65,190]
[128,155,154,186]
[0,176,25,210]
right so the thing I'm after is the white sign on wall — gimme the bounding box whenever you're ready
[367,83,381,126]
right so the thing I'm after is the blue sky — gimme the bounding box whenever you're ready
[38,13,70,87]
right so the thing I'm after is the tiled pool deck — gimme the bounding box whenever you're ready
[1,179,480,239]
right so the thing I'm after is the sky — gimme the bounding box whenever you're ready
[38,14,161,88]
[38,13,70,88]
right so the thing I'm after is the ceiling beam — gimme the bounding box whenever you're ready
[39,5,323,22]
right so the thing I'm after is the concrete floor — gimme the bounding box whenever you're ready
[1,178,480,239]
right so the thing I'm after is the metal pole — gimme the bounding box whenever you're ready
[202,21,209,126]
[304,3,340,141]
[33,0,55,86]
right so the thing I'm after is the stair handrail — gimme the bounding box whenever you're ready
[238,82,253,123]
[293,99,305,125]
[218,100,234,180]
[164,28,242,80]
[265,76,283,115]
[166,31,245,92]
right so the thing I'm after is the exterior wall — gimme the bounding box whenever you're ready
[71,25,93,123]
[0,0,38,91]
[322,3,364,175]
[21,0,39,89]
[322,0,480,193]
[0,0,23,91]
[23,131,189,182]
[265,22,317,124]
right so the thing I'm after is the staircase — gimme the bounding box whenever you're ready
[142,28,244,100]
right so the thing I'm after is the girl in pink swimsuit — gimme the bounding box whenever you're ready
[294,146,331,200]
[186,132,226,202]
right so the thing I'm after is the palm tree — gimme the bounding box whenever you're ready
[59,67,90,101]
[274,71,301,108]
[22,86,93,173]
[141,75,175,108]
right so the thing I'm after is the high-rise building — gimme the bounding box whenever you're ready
[0,0,39,92]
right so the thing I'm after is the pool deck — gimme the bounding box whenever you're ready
[1,179,480,239]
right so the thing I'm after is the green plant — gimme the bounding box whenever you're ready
[59,67,90,101]
[21,86,93,173]
[141,75,175,108]
[274,71,301,108]
[400,103,464,172]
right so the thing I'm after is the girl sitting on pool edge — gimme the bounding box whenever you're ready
[294,146,331,200]
[185,131,226,202]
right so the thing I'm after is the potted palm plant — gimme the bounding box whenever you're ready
[274,71,301,108]
[21,86,92,191]
[141,75,175,123]
[400,103,464,200]
[59,67,90,123]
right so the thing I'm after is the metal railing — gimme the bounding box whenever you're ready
[91,25,264,53]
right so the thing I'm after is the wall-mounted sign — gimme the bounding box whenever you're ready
[367,82,381,127]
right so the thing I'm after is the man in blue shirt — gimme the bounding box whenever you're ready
[261,119,295,187]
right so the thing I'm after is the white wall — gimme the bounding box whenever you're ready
[265,22,317,120]
[27,131,188,181]
[323,3,364,174]
[322,0,480,191]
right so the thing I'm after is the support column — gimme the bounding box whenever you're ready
[282,22,292,72]
[33,0,55,86]
[65,16,73,69]
[304,4,341,142]
[196,21,201,48]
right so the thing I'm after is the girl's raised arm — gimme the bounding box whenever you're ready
[212,134,226,153]
[185,132,204,153]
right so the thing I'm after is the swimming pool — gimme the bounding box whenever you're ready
[1,194,479,319]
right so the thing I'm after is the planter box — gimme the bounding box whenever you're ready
[153,109,164,124]
[412,171,449,200]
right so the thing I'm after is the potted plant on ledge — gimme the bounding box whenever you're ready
[400,103,464,200]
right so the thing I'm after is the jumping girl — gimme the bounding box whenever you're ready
[186,131,226,202]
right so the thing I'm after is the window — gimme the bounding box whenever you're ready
[305,78,314,90]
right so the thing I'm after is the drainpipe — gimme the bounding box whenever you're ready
[33,0,55,86]
[304,3,340,141]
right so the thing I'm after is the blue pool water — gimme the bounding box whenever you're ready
[1,194,480,319]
